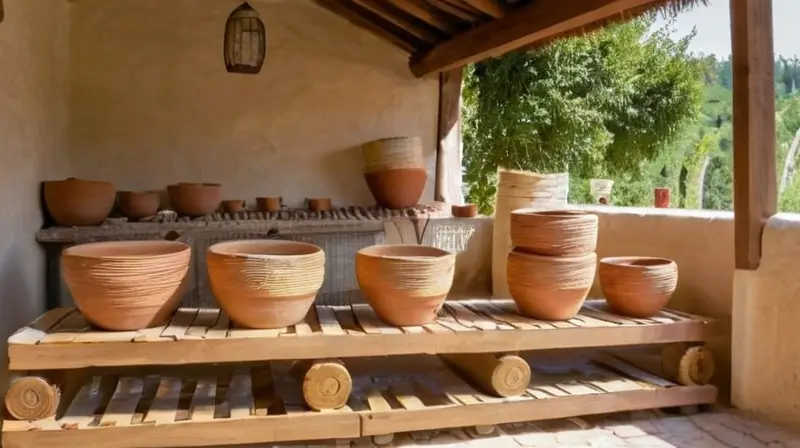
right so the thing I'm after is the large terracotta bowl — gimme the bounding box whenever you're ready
[364,168,427,209]
[61,241,191,331]
[118,191,160,220]
[507,250,596,320]
[510,209,598,256]
[356,244,455,326]
[206,240,326,329]
[44,178,116,227]
[167,183,222,217]
[599,257,678,318]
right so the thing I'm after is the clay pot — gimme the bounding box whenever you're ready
[356,244,455,326]
[167,183,222,217]
[654,188,671,208]
[44,178,116,227]
[118,191,160,220]
[510,209,598,256]
[452,203,478,218]
[257,197,282,212]
[307,198,332,212]
[221,200,246,213]
[599,257,678,318]
[61,241,191,331]
[507,250,596,320]
[364,168,427,209]
[206,240,326,329]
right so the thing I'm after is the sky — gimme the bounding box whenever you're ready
[653,0,798,58]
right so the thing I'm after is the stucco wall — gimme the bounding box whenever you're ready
[0,0,71,373]
[67,0,439,208]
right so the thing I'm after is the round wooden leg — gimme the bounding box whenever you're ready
[291,359,352,411]
[4,376,60,421]
[440,353,531,397]
[662,345,715,386]
[372,433,394,445]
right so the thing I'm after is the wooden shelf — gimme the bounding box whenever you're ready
[8,299,714,370]
[2,355,717,448]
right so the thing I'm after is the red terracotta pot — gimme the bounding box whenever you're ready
[654,188,671,208]
[44,178,116,227]
[118,191,160,220]
[307,198,332,212]
[221,200,246,213]
[364,168,427,209]
[452,203,478,218]
[167,183,222,217]
[257,197,282,212]
[599,256,678,318]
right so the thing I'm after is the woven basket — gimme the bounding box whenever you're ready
[362,137,425,173]
[491,169,569,297]
[206,240,326,328]
[510,210,598,256]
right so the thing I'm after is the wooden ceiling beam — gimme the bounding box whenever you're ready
[352,0,441,43]
[314,0,424,53]
[387,0,460,34]
[461,0,506,18]
[426,0,483,22]
[410,0,663,77]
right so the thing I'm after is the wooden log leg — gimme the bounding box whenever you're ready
[440,353,531,397]
[467,425,497,437]
[372,434,394,446]
[290,359,352,411]
[5,372,62,420]
[661,343,716,386]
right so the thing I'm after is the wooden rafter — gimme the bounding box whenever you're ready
[427,0,483,22]
[387,0,460,33]
[410,0,665,77]
[352,0,441,43]
[314,0,425,53]
[462,0,507,18]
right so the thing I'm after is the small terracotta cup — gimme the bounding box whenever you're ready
[307,198,332,212]
[257,197,282,212]
[452,204,478,218]
[221,200,246,213]
[654,188,671,208]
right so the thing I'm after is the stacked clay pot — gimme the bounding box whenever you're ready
[507,210,599,320]
[61,240,191,331]
[356,244,455,326]
[44,178,116,227]
[206,240,325,329]
[599,257,678,317]
[362,137,427,209]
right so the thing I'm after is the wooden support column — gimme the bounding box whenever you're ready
[730,0,778,270]
[435,67,463,203]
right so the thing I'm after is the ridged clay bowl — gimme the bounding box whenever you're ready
[44,178,116,227]
[507,250,597,320]
[356,244,456,326]
[167,183,222,217]
[599,257,678,318]
[510,209,598,256]
[206,240,326,329]
[61,241,191,331]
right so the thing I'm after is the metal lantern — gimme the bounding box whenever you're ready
[223,2,266,74]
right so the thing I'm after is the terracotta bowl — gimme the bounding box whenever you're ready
[599,257,678,318]
[307,198,332,212]
[257,197,282,212]
[364,168,427,209]
[167,183,222,217]
[61,241,191,331]
[221,199,246,213]
[452,203,478,218]
[510,209,598,256]
[206,240,326,329]
[356,244,455,326]
[118,191,160,220]
[507,250,597,320]
[44,178,116,227]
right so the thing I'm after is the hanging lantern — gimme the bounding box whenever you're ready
[223,2,266,74]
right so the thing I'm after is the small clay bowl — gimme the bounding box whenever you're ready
[307,198,332,212]
[118,191,160,220]
[221,200,246,213]
[599,257,678,318]
[257,197,282,212]
[167,183,222,217]
[452,204,478,218]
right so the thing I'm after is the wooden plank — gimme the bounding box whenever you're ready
[99,377,145,427]
[189,377,217,421]
[59,376,104,429]
[387,0,459,33]
[592,354,677,388]
[352,0,441,42]
[462,0,505,18]
[227,370,254,419]
[184,309,221,339]
[410,0,663,76]
[8,308,75,345]
[316,306,346,335]
[161,309,198,341]
[731,0,777,270]
[352,303,402,335]
[204,313,230,339]
[143,377,182,424]
[445,302,497,330]
[39,311,90,344]
[314,0,422,53]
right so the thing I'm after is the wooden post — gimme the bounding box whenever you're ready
[435,68,463,203]
[730,0,777,270]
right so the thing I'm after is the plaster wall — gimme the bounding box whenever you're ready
[67,0,439,208]
[0,0,71,375]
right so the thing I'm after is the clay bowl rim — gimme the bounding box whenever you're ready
[118,190,160,197]
[208,240,323,260]
[599,256,676,270]
[222,199,246,205]
[44,178,114,188]
[63,240,190,260]
[168,182,222,189]
[511,209,597,220]
[357,244,453,262]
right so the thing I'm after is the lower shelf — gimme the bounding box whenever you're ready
[2,355,717,448]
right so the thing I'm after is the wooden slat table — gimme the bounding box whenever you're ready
[7,299,715,370]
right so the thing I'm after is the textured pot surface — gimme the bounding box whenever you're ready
[167,183,222,217]
[452,203,478,218]
[44,178,116,227]
[364,168,427,209]
[507,250,596,321]
[118,191,160,220]
[61,241,191,331]
[362,136,425,173]
[599,257,678,318]
[510,209,598,256]
[207,240,326,329]
[356,244,455,326]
